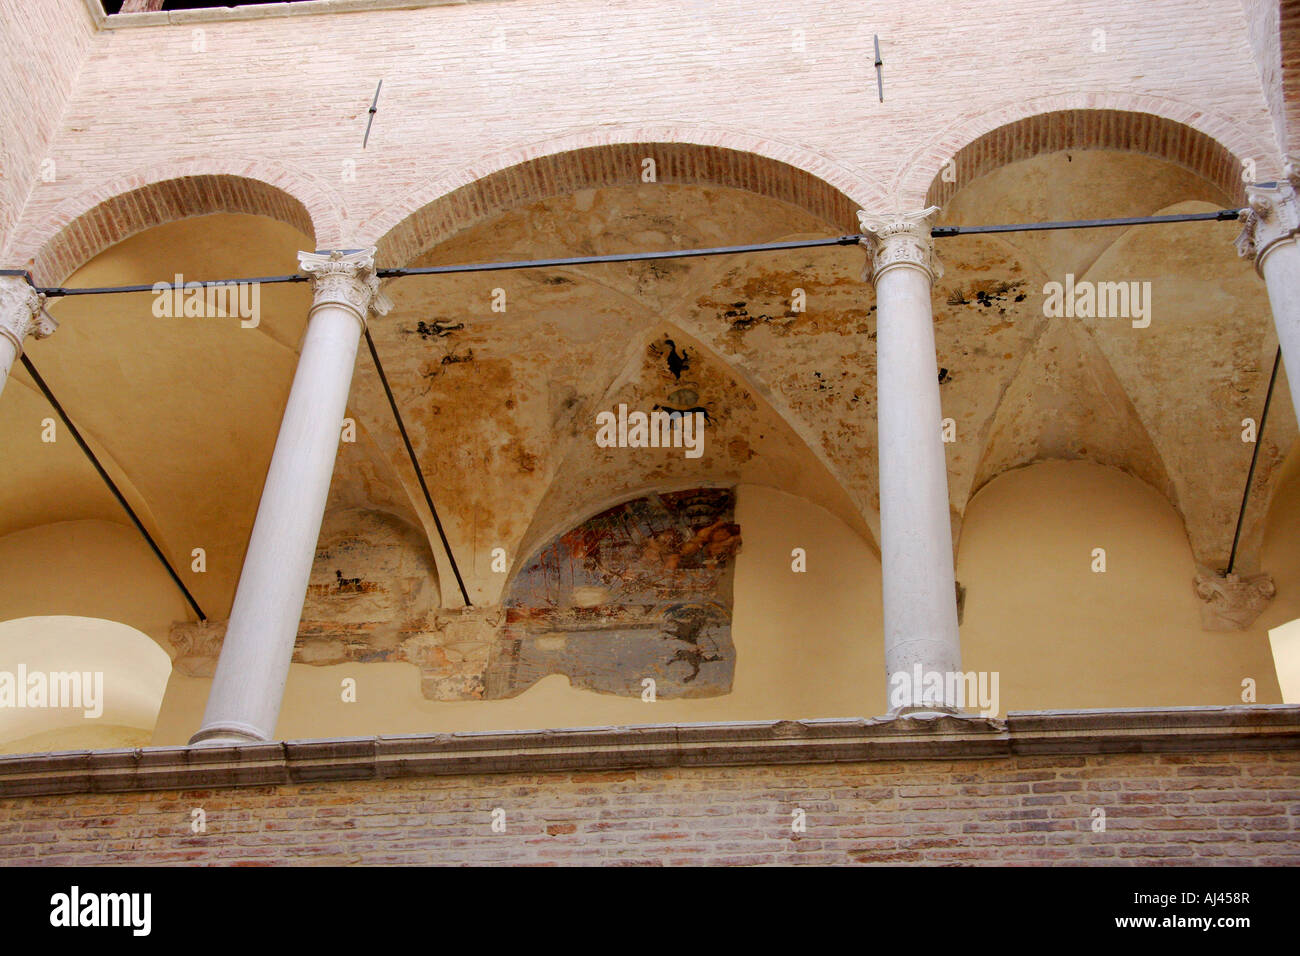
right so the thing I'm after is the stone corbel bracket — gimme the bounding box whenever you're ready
[168,620,227,677]
[402,606,504,701]
[1193,569,1276,631]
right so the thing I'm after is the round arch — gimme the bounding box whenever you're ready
[17,161,339,286]
[897,100,1268,210]
[365,127,889,267]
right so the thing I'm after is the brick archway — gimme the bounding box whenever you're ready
[366,128,887,268]
[17,161,340,285]
[895,97,1271,210]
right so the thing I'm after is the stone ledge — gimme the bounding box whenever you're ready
[1,705,1297,797]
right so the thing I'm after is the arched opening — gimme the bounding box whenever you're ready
[359,141,885,613]
[957,460,1284,712]
[22,171,324,286]
[8,213,316,622]
[0,616,172,754]
[916,109,1294,580]
[923,109,1248,211]
[368,137,877,266]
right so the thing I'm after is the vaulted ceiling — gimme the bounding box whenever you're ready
[2,145,1294,628]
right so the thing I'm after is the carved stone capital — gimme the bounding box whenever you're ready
[298,248,392,328]
[168,619,227,677]
[1236,158,1300,275]
[857,206,943,285]
[1193,570,1275,631]
[0,276,56,353]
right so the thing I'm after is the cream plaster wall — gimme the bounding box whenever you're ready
[958,459,1286,711]
[0,614,172,752]
[0,520,189,646]
[152,482,885,743]
[1271,618,1300,703]
[152,461,1298,744]
[1263,438,1300,703]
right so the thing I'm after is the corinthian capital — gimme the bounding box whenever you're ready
[857,206,943,285]
[298,248,392,328]
[1236,158,1300,274]
[0,276,56,352]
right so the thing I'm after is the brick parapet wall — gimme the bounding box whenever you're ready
[1,707,1297,865]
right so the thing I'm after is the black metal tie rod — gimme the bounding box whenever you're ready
[13,210,1242,297]
[376,235,864,279]
[1226,346,1282,575]
[18,353,207,621]
[930,208,1241,237]
[363,327,472,607]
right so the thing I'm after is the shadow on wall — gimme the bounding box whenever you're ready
[0,615,172,754]
[958,459,1289,710]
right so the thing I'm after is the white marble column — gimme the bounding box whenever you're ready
[859,208,963,714]
[1238,159,1300,421]
[0,277,57,397]
[191,249,390,745]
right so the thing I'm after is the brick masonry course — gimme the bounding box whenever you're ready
[0,708,1297,865]
[0,750,1296,865]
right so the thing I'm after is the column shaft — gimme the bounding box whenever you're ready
[192,249,388,744]
[1255,239,1300,418]
[860,208,962,713]
[1239,167,1300,420]
[0,335,19,390]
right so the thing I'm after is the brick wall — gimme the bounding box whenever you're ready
[3,749,1297,866]
[1243,0,1285,159]
[2,0,1288,274]
[1281,0,1300,153]
[0,0,93,258]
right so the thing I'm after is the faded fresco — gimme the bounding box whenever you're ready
[486,488,743,699]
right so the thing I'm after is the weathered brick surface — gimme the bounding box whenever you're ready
[1,750,1296,865]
